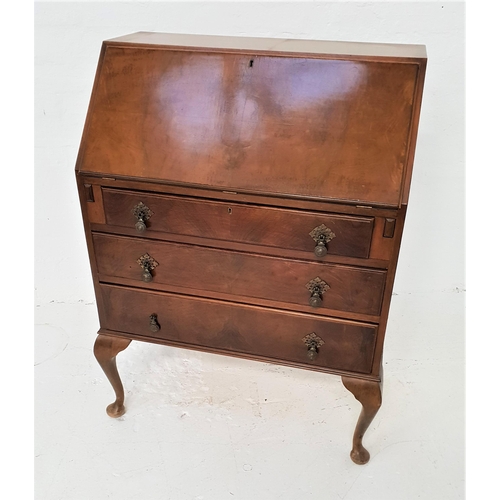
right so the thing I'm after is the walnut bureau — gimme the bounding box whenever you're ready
[76,32,426,465]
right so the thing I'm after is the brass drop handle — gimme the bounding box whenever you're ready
[132,202,154,232]
[142,267,153,283]
[309,224,335,258]
[305,277,330,308]
[136,218,147,232]
[314,234,328,258]
[302,333,325,361]
[309,286,323,308]
[137,254,159,283]
[307,342,319,360]
[149,314,160,333]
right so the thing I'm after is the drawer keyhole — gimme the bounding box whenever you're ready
[228,207,232,214]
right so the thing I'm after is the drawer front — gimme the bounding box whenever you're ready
[102,188,374,259]
[100,284,377,374]
[93,233,386,316]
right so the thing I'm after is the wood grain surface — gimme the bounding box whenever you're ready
[100,284,377,374]
[93,232,386,316]
[78,44,421,207]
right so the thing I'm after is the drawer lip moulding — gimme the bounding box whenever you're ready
[92,232,387,317]
[100,187,376,259]
[99,283,378,376]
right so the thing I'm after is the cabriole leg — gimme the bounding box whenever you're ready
[341,374,383,465]
[94,334,132,418]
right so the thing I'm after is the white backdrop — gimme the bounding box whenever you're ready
[34,1,465,305]
[32,4,467,497]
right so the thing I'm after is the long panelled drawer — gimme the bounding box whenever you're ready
[100,284,377,374]
[93,233,386,317]
[101,188,374,259]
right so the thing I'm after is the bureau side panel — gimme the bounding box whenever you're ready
[370,205,407,377]
[75,173,106,326]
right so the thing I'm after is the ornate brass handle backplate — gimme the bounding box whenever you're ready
[302,332,325,360]
[309,224,335,257]
[306,277,330,308]
[132,202,154,232]
[137,253,159,282]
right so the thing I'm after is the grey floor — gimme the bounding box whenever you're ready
[35,290,464,499]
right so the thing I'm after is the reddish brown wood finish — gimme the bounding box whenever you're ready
[93,232,386,316]
[76,32,426,464]
[81,174,401,219]
[91,222,390,271]
[102,188,375,259]
[342,371,383,465]
[369,206,406,380]
[93,334,132,417]
[99,284,377,374]
[78,46,419,207]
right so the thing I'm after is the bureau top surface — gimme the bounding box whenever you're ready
[106,32,427,60]
[77,32,426,207]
